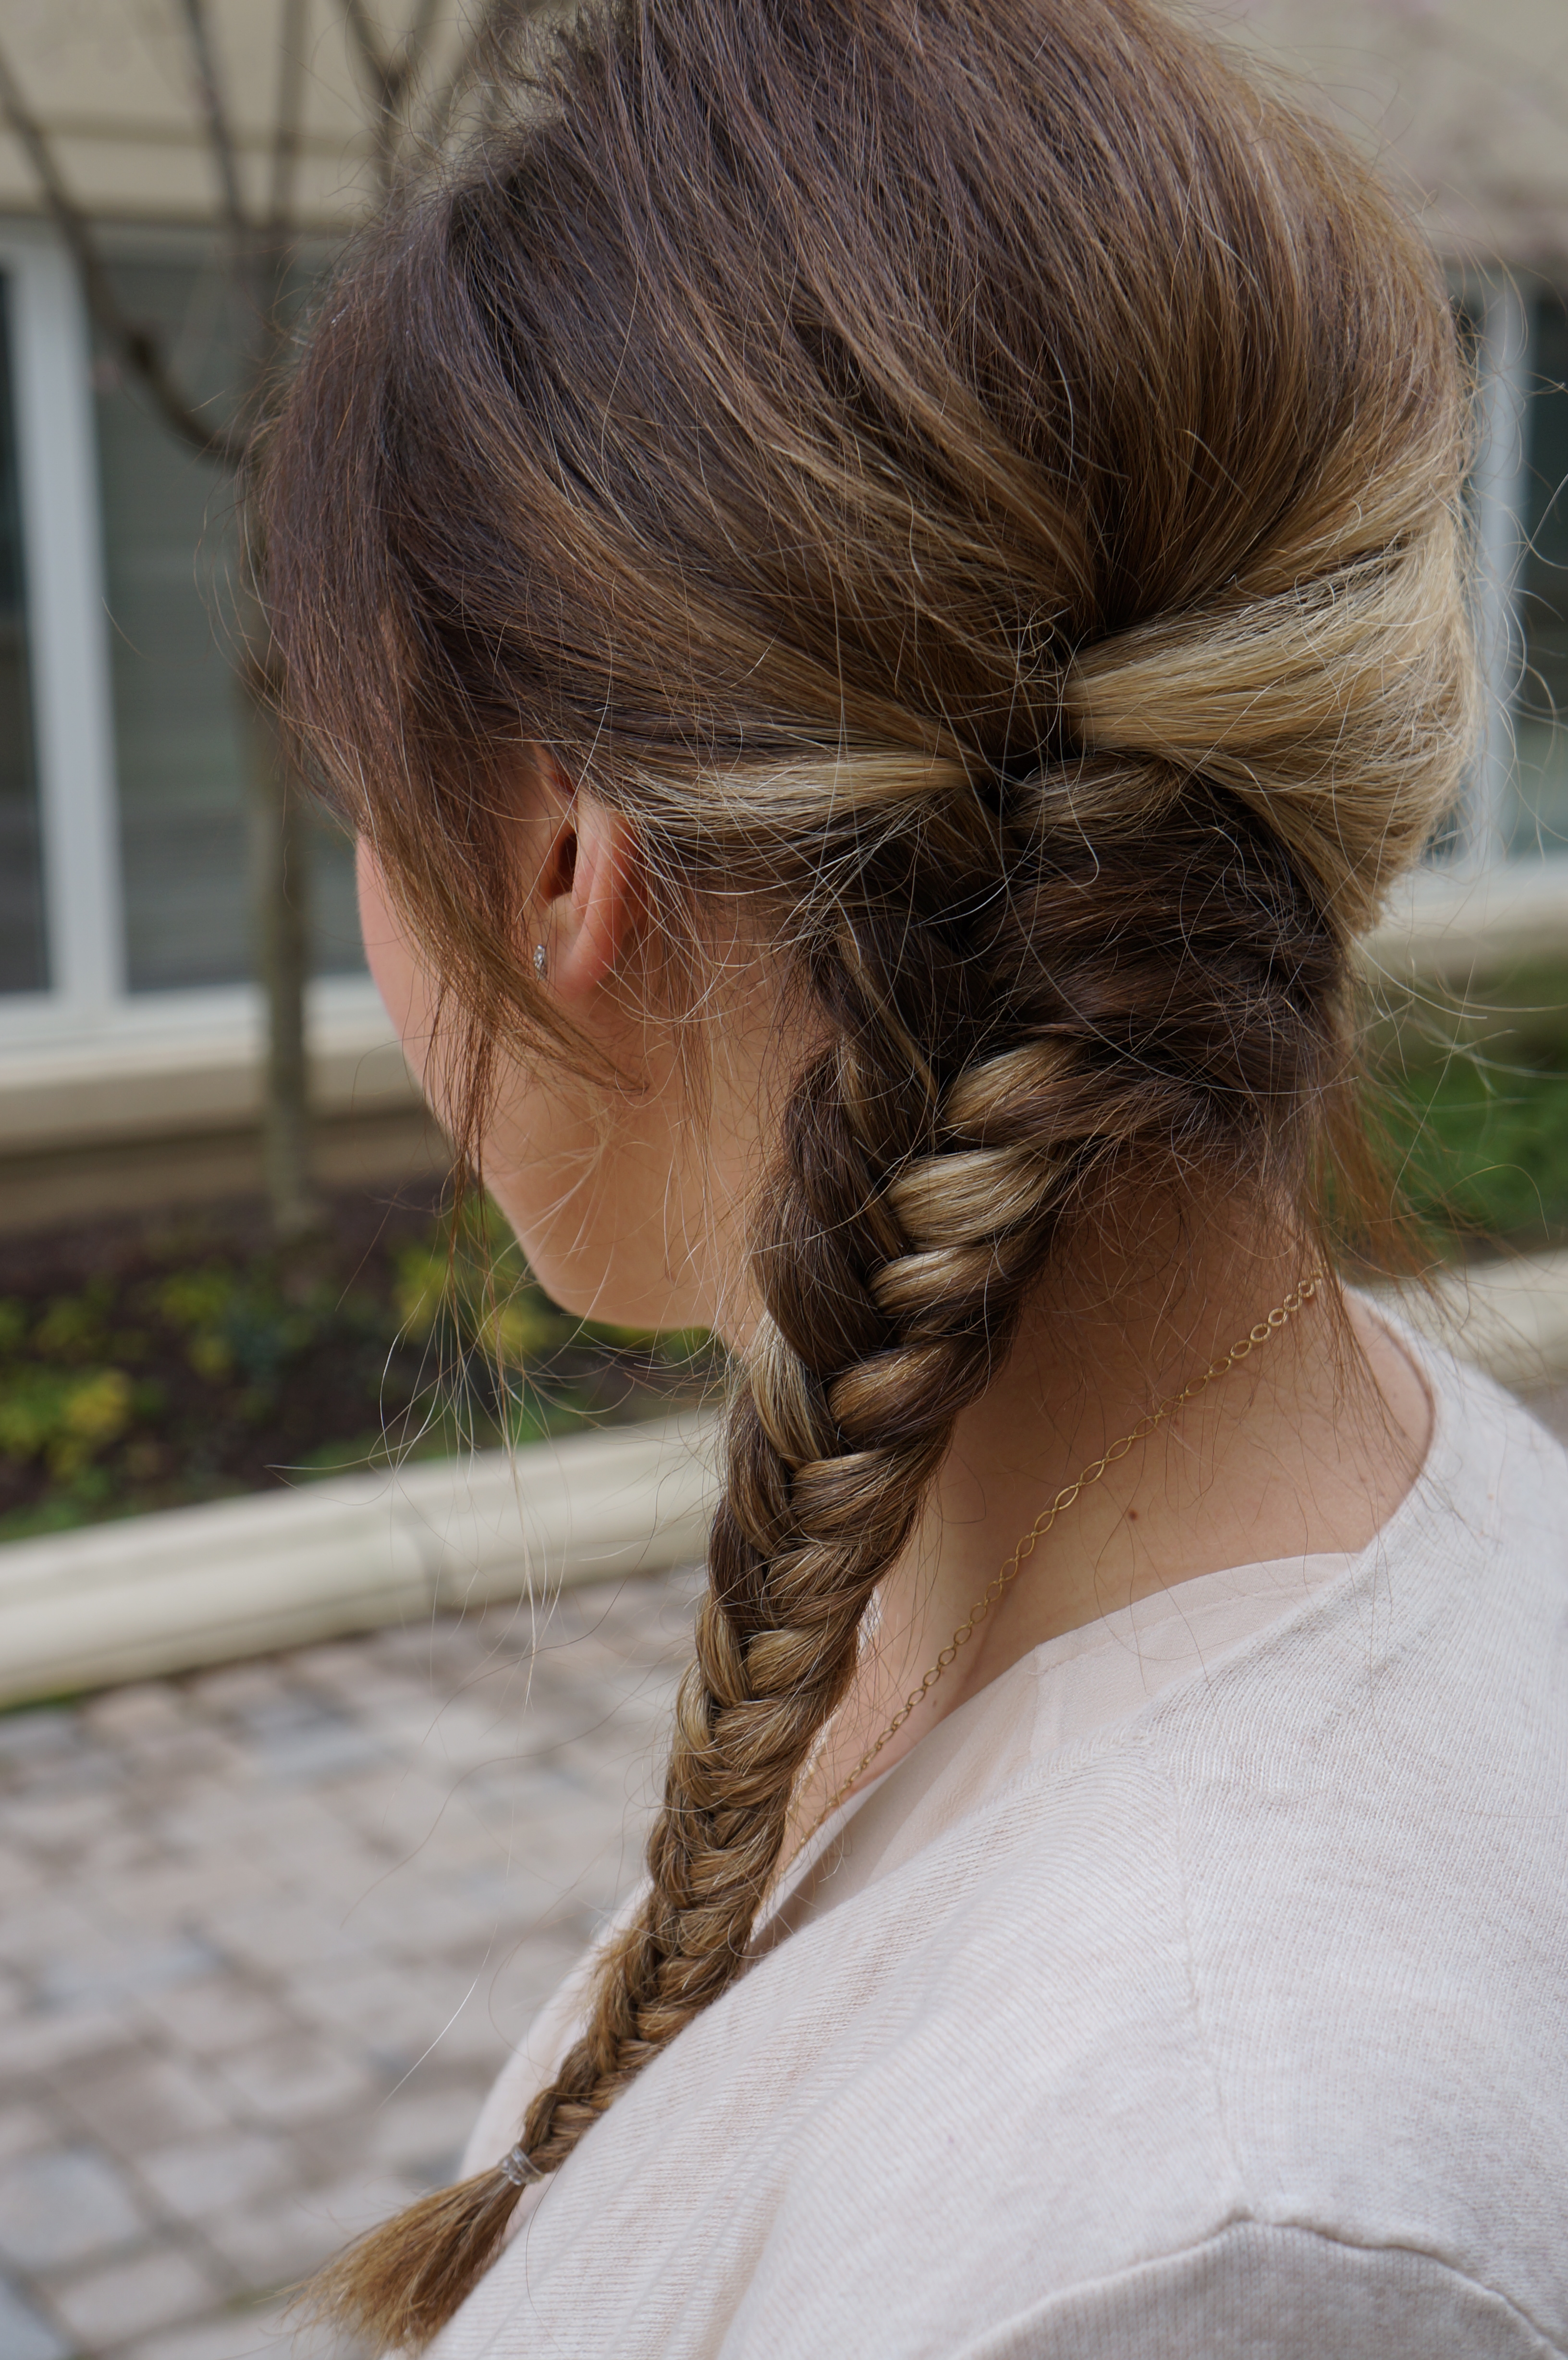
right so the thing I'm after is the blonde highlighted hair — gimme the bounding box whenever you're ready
[253,0,1476,2344]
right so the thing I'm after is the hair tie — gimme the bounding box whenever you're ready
[499,2143,543,2189]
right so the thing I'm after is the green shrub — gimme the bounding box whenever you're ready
[0,1197,717,1543]
[0,1363,137,1479]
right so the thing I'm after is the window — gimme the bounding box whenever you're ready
[93,240,362,994]
[1512,293,1568,857]
[0,271,45,996]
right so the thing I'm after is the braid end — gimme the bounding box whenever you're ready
[297,2159,530,2354]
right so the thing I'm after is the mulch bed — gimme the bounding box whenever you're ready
[0,1185,709,1543]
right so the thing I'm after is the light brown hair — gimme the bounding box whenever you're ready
[253,0,1475,2344]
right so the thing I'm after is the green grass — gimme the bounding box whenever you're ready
[1370,960,1568,1253]
[1381,1056,1568,1248]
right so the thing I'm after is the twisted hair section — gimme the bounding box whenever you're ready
[1064,507,1474,931]
[252,0,1477,2345]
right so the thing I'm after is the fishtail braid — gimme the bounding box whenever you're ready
[503,872,1078,2114]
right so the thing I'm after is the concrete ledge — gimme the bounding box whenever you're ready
[0,1412,720,1710]
[0,990,439,1232]
[0,996,420,1157]
[1368,860,1568,984]
[0,1104,447,1233]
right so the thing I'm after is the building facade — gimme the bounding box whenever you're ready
[0,1,453,1223]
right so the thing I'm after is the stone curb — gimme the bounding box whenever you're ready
[2,1250,1567,1709]
[0,1412,719,1709]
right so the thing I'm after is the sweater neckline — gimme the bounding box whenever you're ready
[767,1308,1470,1925]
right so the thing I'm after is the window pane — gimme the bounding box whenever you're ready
[0,273,46,994]
[1512,295,1568,855]
[94,246,361,992]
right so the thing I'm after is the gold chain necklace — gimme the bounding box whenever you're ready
[792,1272,1323,1860]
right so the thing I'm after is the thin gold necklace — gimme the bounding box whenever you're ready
[791,1272,1323,1861]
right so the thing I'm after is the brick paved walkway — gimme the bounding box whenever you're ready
[0,1569,700,2360]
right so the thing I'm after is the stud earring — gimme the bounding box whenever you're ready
[533,941,548,981]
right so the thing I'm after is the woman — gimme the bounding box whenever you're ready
[257,1,1568,2351]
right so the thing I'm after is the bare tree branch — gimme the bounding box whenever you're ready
[421,0,536,157]
[342,0,393,91]
[0,28,244,467]
[343,0,453,193]
[178,0,247,241]
[344,0,445,109]
[267,0,310,235]
[341,0,400,190]
[395,0,447,92]
[179,0,311,431]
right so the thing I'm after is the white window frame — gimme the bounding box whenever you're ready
[1466,276,1532,876]
[0,216,382,1075]
[0,216,122,1043]
[1360,273,1568,959]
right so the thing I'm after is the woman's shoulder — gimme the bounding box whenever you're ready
[1123,1364,1568,2348]
[443,1343,1568,2360]
[752,1343,1568,2348]
[1332,1316,1568,1690]
[817,1326,1568,1906]
[455,1635,1568,2360]
[1368,1300,1568,1569]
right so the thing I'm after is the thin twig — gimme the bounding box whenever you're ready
[267,0,310,234]
[393,0,447,93]
[0,29,243,466]
[342,0,393,95]
[421,0,532,156]
[255,0,311,360]
[344,0,463,193]
[178,0,247,239]
[341,0,401,190]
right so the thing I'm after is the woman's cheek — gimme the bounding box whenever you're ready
[356,837,717,1331]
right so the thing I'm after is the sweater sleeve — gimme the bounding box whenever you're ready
[952,2222,1562,2360]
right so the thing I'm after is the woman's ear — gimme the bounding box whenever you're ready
[531,758,640,1003]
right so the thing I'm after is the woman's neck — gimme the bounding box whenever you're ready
[787,1196,1431,1848]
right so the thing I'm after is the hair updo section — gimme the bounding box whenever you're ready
[252,0,1477,2344]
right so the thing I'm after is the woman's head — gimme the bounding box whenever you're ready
[257,0,1474,2342]
[270,0,1471,1333]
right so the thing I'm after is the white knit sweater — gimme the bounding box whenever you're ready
[440,1332,1568,2358]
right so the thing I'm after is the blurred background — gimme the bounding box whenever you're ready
[0,0,725,1554]
[0,1,1567,2355]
